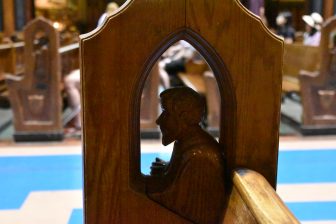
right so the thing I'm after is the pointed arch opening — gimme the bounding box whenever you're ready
[130,29,236,192]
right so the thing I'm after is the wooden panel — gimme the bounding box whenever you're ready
[81,0,284,223]
[6,17,63,141]
[186,0,283,186]
[81,1,188,223]
[282,43,320,92]
[283,43,320,78]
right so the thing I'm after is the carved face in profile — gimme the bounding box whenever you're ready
[156,106,180,146]
[156,87,205,146]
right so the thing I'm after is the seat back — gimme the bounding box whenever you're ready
[81,0,283,223]
[6,17,62,141]
[283,43,320,79]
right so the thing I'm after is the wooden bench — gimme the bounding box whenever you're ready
[282,43,320,93]
[299,16,336,135]
[0,41,24,109]
[140,62,160,138]
[80,0,297,223]
[177,60,221,135]
[5,17,68,141]
[204,71,220,134]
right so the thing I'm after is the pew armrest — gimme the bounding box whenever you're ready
[227,169,299,224]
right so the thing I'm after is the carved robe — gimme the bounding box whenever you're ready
[148,129,226,223]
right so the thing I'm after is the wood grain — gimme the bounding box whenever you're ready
[81,0,286,223]
[282,43,320,92]
[225,169,299,224]
[6,17,63,141]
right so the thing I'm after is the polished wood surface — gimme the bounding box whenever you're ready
[282,43,320,92]
[81,0,287,223]
[300,16,336,132]
[224,169,299,223]
[6,17,63,141]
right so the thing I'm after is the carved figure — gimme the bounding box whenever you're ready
[147,87,226,224]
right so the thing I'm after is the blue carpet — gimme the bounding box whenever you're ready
[68,209,83,224]
[0,149,335,223]
[0,156,82,209]
[287,202,336,221]
[278,150,336,183]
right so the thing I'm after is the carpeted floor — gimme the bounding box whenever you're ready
[0,139,335,224]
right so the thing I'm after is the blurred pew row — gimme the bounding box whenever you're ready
[2,15,336,142]
[282,16,336,134]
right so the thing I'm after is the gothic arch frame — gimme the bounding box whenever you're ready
[130,28,237,193]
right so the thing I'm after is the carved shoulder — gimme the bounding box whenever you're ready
[181,143,224,167]
[150,143,226,224]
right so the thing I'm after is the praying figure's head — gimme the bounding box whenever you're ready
[156,87,205,146]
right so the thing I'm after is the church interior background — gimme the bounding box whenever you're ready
[1,0,336,223]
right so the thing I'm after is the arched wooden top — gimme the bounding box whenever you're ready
[24,17,60,87]
[80,0,283,223]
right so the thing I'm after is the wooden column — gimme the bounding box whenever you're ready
[324,0,334,19]
[25,0,35,24]
[2,0,15,36]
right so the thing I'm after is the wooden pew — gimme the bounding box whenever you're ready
[204,71,220,134]
[178,59,208,94]
[299,16,336,135]
[0,40,24,132]
[0,25,79,140]
[177,60,221,136]
[178,71,221,136]
[140,62,160,138]
[6,17,63,141]
[80,0,297,223]
[59,42,79,78]
[283,43,320,93]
